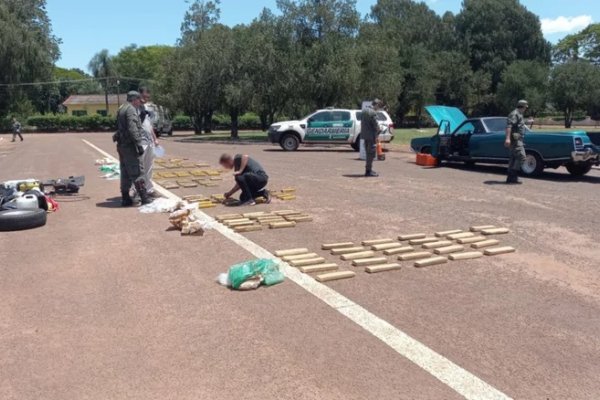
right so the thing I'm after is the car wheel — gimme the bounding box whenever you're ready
[565,163,592,177]
[0,209,47,232]
[168,129,173,137]
[351,135,361,152]
[280,133,300,151]
[521,152,544,176]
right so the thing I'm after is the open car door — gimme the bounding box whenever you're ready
[425,106,467,159]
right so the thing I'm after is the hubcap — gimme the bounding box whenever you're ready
[521,154,537,175]
[283,137,296,150]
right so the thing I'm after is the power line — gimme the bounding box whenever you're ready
[0,76,155,88]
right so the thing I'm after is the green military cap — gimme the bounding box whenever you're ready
[127,91,141,101]
[517,99,529,108]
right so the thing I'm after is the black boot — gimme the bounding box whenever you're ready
[365,170,379,177]
[121,191,134,207]
[506,171,522,185]
[134,181,152,205]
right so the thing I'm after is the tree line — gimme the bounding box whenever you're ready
[1,0,600,134]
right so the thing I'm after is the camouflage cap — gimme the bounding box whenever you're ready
[517,99,529,108]
[127,91,141,102]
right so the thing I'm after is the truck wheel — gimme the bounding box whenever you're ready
[565,163,592,177]
[521,152,544,176]
[0,209,47,232]
[280,134,300,151]
[351,135,361,152]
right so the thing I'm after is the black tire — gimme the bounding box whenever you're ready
[521,152,544,176]
[280,133,300,151]
[566,163,592,177]
[351,135,361,152]
[168,129,173,137]
[0,209,47,232]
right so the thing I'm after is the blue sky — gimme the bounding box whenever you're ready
[47,0,598,70]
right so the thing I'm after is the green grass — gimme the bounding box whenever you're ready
[182,131,268,142]
[183,128,434,146]
[390,128,436,146]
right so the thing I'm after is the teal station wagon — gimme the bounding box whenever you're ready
[410,106,600,177]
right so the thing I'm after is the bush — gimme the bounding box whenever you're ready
[0,116,12,133]
[26,114,116,132]
[239,112,261,130]
[172,115,194,130]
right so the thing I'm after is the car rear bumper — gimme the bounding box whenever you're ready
[572,149,600,164]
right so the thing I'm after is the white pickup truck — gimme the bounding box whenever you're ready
[267,108,395,151]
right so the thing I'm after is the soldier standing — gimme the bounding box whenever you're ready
[11,117,23,142]
[114,91,150,206]
[504,100,528,184]
[361,99,383,177]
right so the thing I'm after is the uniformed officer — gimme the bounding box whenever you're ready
[114,91,150,206]
[361,99,383,177]
[11,117,23,142]
[504,99,528,184]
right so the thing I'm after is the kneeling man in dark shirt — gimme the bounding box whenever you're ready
[220,153,271,206]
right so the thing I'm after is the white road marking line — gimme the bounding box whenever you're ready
[83,139,512,400]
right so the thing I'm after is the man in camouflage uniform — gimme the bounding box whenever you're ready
[114,91,150,206]
[361,99,383,177]
[504,99,528,184]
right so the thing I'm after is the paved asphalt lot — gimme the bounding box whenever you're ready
[1,132,599,400]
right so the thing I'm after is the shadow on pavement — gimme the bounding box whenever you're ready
[342,174,367,178]
[96,197,124,209]
[441,162,600,184]
[484,180,510,185]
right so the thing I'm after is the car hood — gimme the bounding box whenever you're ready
[425,106,467,133]
[271,120,302,128]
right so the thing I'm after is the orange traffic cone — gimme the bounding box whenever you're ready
[377,140,386,161]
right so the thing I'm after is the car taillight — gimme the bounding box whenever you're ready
[389,123,394,131]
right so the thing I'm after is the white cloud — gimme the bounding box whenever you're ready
[541,15,593,35]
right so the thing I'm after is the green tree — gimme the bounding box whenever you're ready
[366,0,445,124]
[112,45,175,91]
[497,60,549,115]
[0,0,60,116]
[246,8,296,130]
[553,23,600,64]
[162,0,225,133]
[88,50,117,113]
[277,0,361,109]
[180,0,221,45]
[455,0,550,98]
[549,61,600,128]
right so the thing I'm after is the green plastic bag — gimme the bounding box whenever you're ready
[228,259,284,290]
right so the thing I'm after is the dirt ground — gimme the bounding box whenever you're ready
[1,132,599,400]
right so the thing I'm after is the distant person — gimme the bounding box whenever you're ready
[114,91,150,206]
[11,117,23,142]
[361,99,383,177]
[138,86,159,198]
[220,153,271,206]
[504,99,528,185]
